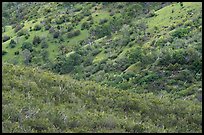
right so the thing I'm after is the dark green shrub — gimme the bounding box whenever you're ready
[67,30,81,38]
[14,51,19,55]
[56,17,65,24]
[2,50,8,56]
[49,27,55,34]
[81,22,90,30]
[33,36,41,45]
[53,31,60,38]
[41,41,49,49]
[21,42,33,51]
[2,35,10,42]
[99,18,108,25]
[147,11,157,18]
[67,25,73,32]
[9,39,17,48]
[14,24,23,33]
[45,25,51,30]
[17,29,27,37]
[171,28,189,38]
[33,24,42,31]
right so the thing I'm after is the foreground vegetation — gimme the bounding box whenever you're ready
[2,2,202,133]
[2,63,202,133]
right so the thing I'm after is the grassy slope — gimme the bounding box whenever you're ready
[2,63,202,133]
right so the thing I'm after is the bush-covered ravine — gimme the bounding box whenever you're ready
[2,63,202,133]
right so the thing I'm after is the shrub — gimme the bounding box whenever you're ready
[14,51,19,55]
[110,12,114,16]
[171,28,189,38]
[147,10,157,18]
[49,27,55,34]
[41,41,49,49]
[84,11,91,16]
[56,17,65,24]
[45,25,51,30]
[21,42,33,51]
[33,36,41,45]
[2,50,8,56]
[81,22,90,30]
[17,29,27,37]
[9,39,17,48]
[53,31,60,38]
[14,24,23,33]
[2,35,10,42]
[87,16,93,21]
[67,25,73,32]
[67,30,81,38]
[33,24,42,31]
[99,18,108,25]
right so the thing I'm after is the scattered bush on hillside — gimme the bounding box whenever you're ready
[56,17,65,24]
[33,24,42,31]
[2,50,8,56]
[22,49,32,65]
[99,18,108,25]
[171,28,189,38]
[2,35,10,42]
[17,29,28,37]
[53,31,60,38]
[41,40,49,49]
[33,36,41,46]
[45,24,51,30]
[146,10,157,18]
[14,51,19,55]
[49,27,55,34]
[14,24,23,33]
[9,39,17,48]
[21,42,33,51]
[81,22,90,30]
[67,30,81,38]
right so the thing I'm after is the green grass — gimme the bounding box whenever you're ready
[146,2,202,33]
[93,50,106,63]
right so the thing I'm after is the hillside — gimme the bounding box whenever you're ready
[2,2,202,100]
[2,2,202,133]
[2,63,202,133]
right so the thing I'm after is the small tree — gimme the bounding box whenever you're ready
[22,49,31,65]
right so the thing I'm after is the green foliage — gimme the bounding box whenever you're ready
[2,64,202,133]
[2,50,8,56]
[21,42,33,51]
[2,35,10,42]
[33,36,41,45]
[41,40,49,49]
[81,22,90,30]
[52,52,82,74]
[99,18,108,25]
[33,24,42,31]
[17,29,28,37]
[171,28,189,38]
[56,17,65,24]
[53,31,60,38]
[14,24,23,33]
[9,39,17,48]
[2,3,202,133]
[67,30,81,38]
